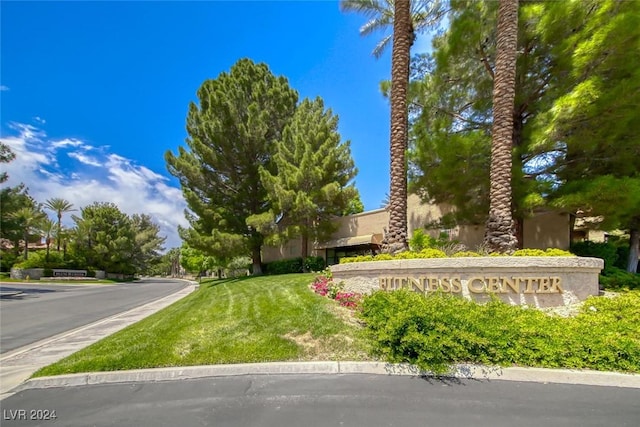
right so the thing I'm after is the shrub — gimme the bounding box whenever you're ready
[358,289,640,374]
[43,268,53,277]
[513,248,573,257]
[304,256,325,272]
[571,241,618,272]
[451,251,481,257]
[340,247,570,263]
[310,275,361,309]
[599,267,640,291]
[409,229,430,252]
[263,258,303,275]
[0,250,19,272]
[373,253,394,261]
[544,248,574,256]
[12,250,69,270]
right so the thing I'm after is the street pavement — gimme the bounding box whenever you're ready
[0,279,197,397]
[1,278,188,353]
[2,372,639,426]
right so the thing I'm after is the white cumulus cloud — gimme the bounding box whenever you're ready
[1,122,188,249]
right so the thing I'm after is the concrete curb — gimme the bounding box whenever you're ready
[11,361,640,393]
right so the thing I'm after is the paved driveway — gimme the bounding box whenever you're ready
[2,374,639,427]
[0,278,187,353]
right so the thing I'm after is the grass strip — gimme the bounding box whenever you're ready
[34,274,368,377]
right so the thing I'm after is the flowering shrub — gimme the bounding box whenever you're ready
[311,275,361,309]
[334,292,361,309]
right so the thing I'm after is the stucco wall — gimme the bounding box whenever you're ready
[334,209,389,237]
[262,198,571,263]
[524,212,571,250]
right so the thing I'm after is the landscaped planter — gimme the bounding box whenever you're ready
[330,257,604,307]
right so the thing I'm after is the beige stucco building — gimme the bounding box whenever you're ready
[263,194,571,265]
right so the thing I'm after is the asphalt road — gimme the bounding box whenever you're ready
[2,374,639,426]
[0,279,187,353]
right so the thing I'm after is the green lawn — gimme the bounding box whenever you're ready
[34,273,369,377]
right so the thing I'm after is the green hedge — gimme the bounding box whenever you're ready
[571,241,618,272]
[340,247,573,264]
[263,256,325,275]
[359,289,640,374]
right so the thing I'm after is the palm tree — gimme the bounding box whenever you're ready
[9,206,46,260]
[483,0,519,253]
[342,0,444,253]
[44,198,75,252]
[340,0,444,58]
[41,217,56,262]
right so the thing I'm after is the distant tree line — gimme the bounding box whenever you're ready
[0,144,166,275]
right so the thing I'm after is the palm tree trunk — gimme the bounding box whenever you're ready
[57,212,62,252]
[23,230,29,260]
[484,0,519,254]
[384,0,412,254]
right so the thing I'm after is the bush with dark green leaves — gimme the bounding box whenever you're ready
[263,256,326,275]
[304,256,325,272]
[570,241,618,272]
[599,267,640,291]
[359,290,640,374]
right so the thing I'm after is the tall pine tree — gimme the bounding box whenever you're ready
[165,59,298,274]
[254,97,359,265]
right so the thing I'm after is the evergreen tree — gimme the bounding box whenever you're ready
[165,59,298,275]
[71,202,136,274]
[131,213,166,275]
[0,142,16,184]
[409,0,639,256]
[255,97,359,264]
[9,205,46,260]
[0,185,39,256]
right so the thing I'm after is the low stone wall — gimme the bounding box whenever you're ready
[330,257,604,308]
[10,268,45,280]
[10,268,106,280]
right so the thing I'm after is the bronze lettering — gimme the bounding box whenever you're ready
[468,277,485,293]
[523,278,536,294]
[450,277,462,293]
[537,277,552,293]
[502,276,519,293]
[487,277,501,293]
[440,277,451,293]
[409,277,424,292]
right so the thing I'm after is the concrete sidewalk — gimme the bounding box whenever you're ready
[0,281,198,399]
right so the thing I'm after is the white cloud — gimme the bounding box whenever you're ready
[34,116,46,124]
[68,151,102,167]
[52,138,83,149]
[0,122,188,249]
[0,85,9,91]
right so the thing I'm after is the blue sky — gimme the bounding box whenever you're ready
[1,1,430,249]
